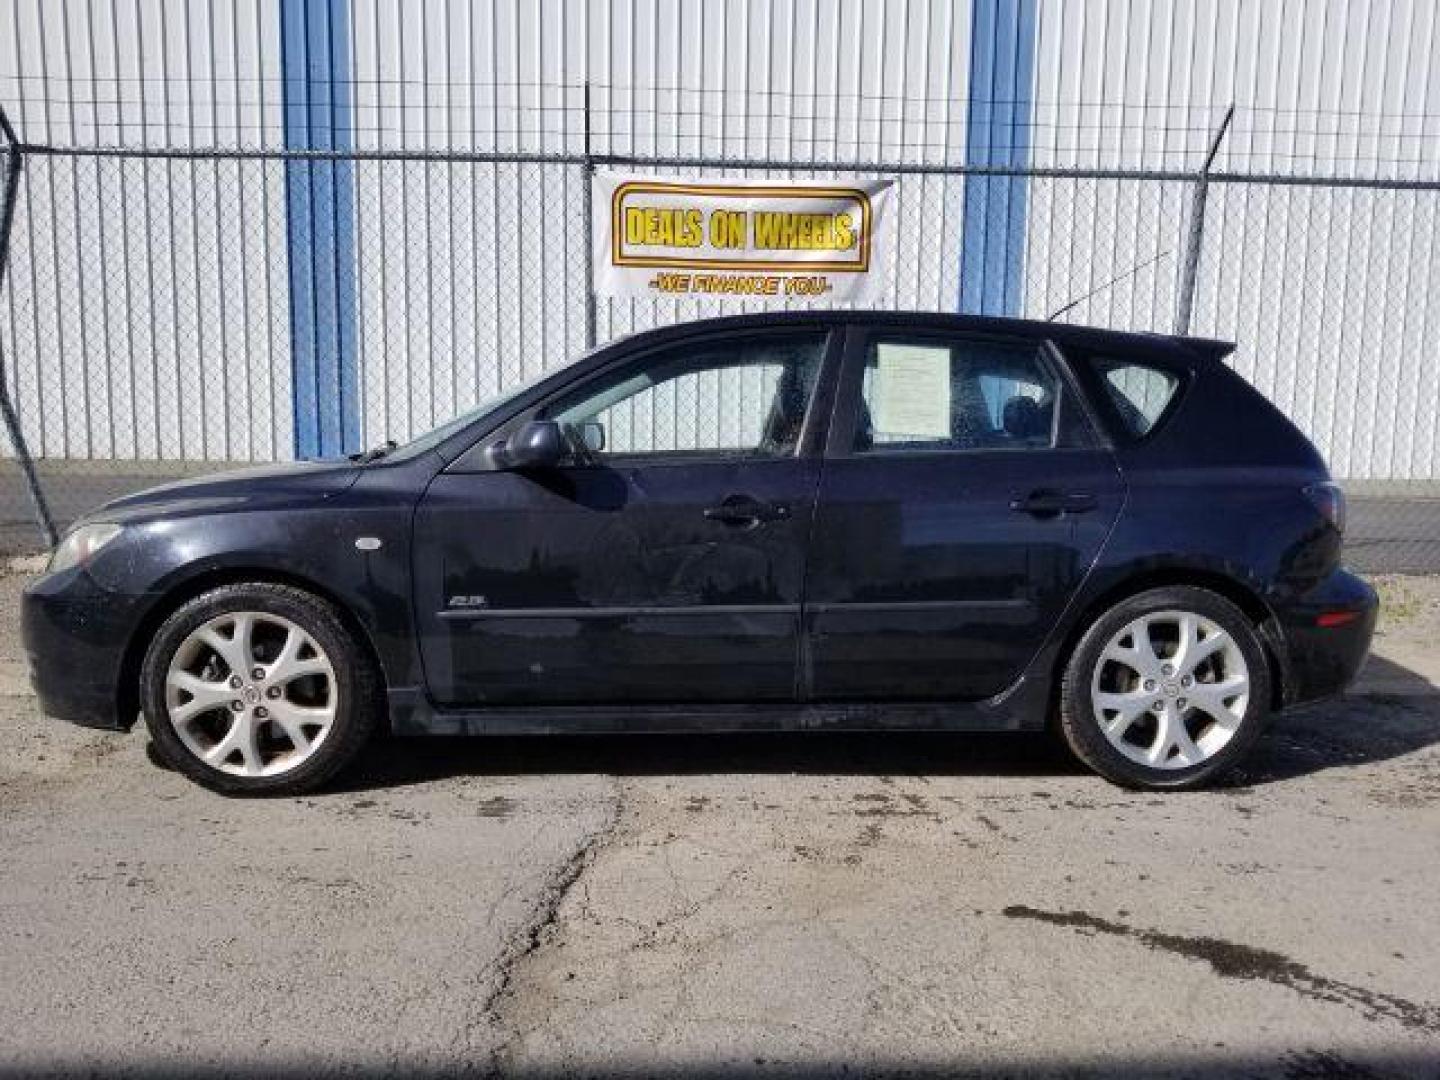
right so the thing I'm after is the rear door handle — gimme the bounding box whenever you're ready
[1010,490,1098,517]
[703,494,791,528]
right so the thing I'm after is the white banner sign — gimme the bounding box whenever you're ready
[592,172,894,302]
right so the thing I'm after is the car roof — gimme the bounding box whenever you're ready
[599,310,1235,366]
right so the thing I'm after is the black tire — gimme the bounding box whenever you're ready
[1058,585,1272,790]
[140,583,382,796]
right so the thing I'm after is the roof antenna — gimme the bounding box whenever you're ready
[1045,250,1172,322]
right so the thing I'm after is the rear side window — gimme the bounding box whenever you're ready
[1095,359,1181,438]
[853,337,1059,453]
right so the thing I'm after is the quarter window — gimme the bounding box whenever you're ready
[545,334,825,461]
[853,338,1058,453]
[1096,360,1180,438]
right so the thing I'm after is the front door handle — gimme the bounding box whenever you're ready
[703,494,792,528]
[1010,489,1098,517]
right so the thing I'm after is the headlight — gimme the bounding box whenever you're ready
[48,522,123,574]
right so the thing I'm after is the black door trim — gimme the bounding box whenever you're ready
[805,598,1033,614]
[437,602,803,621]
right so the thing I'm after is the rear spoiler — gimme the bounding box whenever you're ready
[1173,336,1236,363]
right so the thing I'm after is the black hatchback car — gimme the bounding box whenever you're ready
[22,312,1376,795]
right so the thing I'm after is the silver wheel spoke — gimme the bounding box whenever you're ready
[205,714,262,775]
[198,613,256,677]
[1104,623,1161,676]
[1095,689,1151,736]
[1171,613,1200,672]
[1180,627,1228,678]
[1132,620,1162,671]
[166,672,234,725]
[1147,706,1203,767]
[1187,677,1249,726]
[265,626,329,685]
[268,700,334,754]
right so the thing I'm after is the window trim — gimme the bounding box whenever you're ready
[1042,340,1113,452]
[1065,347,1193,446]
[453,325,843,472]
[826,326,1088,460]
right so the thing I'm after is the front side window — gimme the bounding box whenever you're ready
[853,337,1059,453]
[544,333,826,462]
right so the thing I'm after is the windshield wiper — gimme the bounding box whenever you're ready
[349,439,397,464]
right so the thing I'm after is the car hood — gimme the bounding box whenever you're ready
[87,459,363,526]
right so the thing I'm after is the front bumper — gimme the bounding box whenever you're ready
[21,568,147,730]
[1273,568,1379,707]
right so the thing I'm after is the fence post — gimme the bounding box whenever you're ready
[1174,104,1234,338]
[581,81,597,350]
[0,106,58,549]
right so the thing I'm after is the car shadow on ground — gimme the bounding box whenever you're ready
[141,656,1439,795]
[339,728,1085,791]
[1226,653,1440,787]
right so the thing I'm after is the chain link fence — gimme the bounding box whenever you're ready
[1,110,1437,571]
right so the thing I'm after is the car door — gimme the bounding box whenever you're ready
[803,326,1123,702]
[412,328,838,707]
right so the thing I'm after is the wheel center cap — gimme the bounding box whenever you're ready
[243,685,261,705]
[1162,678,1181,697]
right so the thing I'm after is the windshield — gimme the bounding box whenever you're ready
[381,371,554,462]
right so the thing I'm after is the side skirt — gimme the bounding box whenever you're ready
[386,676,1053,737]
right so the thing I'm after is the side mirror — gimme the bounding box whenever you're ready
[500,420,568,470]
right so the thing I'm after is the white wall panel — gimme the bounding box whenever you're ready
[1,0,286,147]
[1028,0,1440,178]
[1025,0,1440,479]
[343,0,978,443]
[0,0,291,461]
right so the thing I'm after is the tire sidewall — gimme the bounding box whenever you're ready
[140,583,376,796]
[1060,586,1272,789]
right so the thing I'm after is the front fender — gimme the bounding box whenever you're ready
[90,464,433,726]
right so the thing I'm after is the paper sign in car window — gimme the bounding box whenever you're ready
[873,344,952,440]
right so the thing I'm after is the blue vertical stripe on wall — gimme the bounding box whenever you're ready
[958,0,1036,316]
[281,0,359,457]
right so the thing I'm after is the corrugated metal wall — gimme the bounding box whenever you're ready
[13,2,1433,171]
[1,0,291,459]
[338,1,982,446]
[1,0,1437,478]
[1018,0,1440,479]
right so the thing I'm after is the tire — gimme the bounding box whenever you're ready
[140,583,382,796]
[1058,585,1272,790]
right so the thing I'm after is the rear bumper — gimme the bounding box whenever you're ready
[21,569,144,731]
[1273,568,1379,707]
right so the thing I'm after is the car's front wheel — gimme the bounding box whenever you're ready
[1059,585,1272,790]
[140,583,381,795]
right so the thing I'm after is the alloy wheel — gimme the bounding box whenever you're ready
[1090,609,1251,770]
[164,611,337,777]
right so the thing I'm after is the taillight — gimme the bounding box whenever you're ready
[1304,481,1346,534]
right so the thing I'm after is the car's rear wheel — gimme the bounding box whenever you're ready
[140,583,381,795]
[1058,585,1272,790]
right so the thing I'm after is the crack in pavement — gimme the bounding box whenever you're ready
[480,775,625,1076]
[1002,905,1440,1035]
